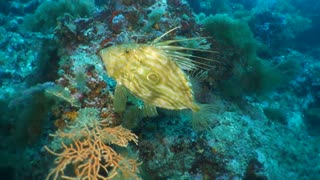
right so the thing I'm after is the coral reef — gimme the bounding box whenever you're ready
[0,0,320,179]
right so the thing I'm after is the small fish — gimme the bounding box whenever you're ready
[99,27,217,126]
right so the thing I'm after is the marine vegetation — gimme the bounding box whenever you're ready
[1,0,320,179]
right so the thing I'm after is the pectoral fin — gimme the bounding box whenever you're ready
[114,84,128,113]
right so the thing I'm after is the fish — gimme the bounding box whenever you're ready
[99,27,217,124]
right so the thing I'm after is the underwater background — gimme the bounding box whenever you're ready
[0,0,320,179]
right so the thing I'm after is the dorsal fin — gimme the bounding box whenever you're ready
[151,27,221,71]
[151,26,181,44]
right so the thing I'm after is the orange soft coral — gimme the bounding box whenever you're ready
[45,119,140,180]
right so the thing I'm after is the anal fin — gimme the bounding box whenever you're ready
[143,103,158,117]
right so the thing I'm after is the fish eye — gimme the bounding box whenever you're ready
[125,49,130,54]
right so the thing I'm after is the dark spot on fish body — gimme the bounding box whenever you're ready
[122,72,130,80]
[147,72,160,85]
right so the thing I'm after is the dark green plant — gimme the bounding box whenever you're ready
[200,13,259,68]
[5,84,55,147]
[21,0,95,33]
[200,14,256,51]
[200,14,283,97]
[26,39,60,85]
[239,60,283,95]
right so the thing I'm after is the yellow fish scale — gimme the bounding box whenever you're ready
[99,44,200,111]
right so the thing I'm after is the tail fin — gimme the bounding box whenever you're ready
[191,104,217,131]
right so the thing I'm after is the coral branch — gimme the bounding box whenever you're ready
[45,120,140,180]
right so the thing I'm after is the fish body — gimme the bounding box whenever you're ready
[99,43,200,111]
